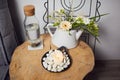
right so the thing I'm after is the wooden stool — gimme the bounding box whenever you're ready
[9,34,94,80]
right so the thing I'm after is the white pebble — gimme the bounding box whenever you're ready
[50,51,55,55]
[67,60,70,65]
[47,65,52,70]
[63,52,66,55]
[48,61,54,65]
[63,59,66,63]
[51,68,57,72]
[66,56,69,60]
[46,53,49,57]
[56,65,60,69]
[59,63,64,67]
[49,50,53,54]
[45,58,50,63]
[43,57,46,61]
[63,64,68,68]
[48,56,53,61]
[43,62,48,68]
[57,67,63,72]
[52,64,57,69]
[65,54,68,57]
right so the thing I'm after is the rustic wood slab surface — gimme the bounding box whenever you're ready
[9,34,94,80]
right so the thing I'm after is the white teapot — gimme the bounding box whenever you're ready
[46,23,83,49]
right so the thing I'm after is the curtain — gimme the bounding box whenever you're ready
[0,0,17,79]
[0,0,17,64]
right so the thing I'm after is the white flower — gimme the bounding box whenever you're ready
[82,17,90,25]
[59,21,72,30]
[76,16,90,25]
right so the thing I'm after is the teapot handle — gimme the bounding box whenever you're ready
[76,30,83,40]
[46,23,54,37]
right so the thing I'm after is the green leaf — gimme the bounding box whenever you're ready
[53,22,60,26]
[89,13,109,20]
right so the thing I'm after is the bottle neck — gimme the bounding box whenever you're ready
[24,15,38,25]
[25,15,35,18]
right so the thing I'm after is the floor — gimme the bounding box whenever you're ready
[1,60,120,80]
[0,65,9,80]
[84,60,120,80]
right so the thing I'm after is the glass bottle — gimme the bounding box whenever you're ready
[24,5,40,47]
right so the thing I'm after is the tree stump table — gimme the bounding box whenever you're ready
[9,34,94,80]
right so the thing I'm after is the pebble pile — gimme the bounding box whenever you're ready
[42,49,71,72]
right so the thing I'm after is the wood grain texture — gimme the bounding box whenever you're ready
[9,34,94,80]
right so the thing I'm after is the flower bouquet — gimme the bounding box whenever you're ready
[47,6,108,48]
[49,9,99,39]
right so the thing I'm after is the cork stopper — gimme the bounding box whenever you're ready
[24,5,35,16]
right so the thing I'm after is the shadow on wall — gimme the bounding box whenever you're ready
[7,0,25,44]
[93,23,108,60]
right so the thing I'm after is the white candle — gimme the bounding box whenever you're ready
[51,50,64,65]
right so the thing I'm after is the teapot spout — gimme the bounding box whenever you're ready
[76,30,83,40]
